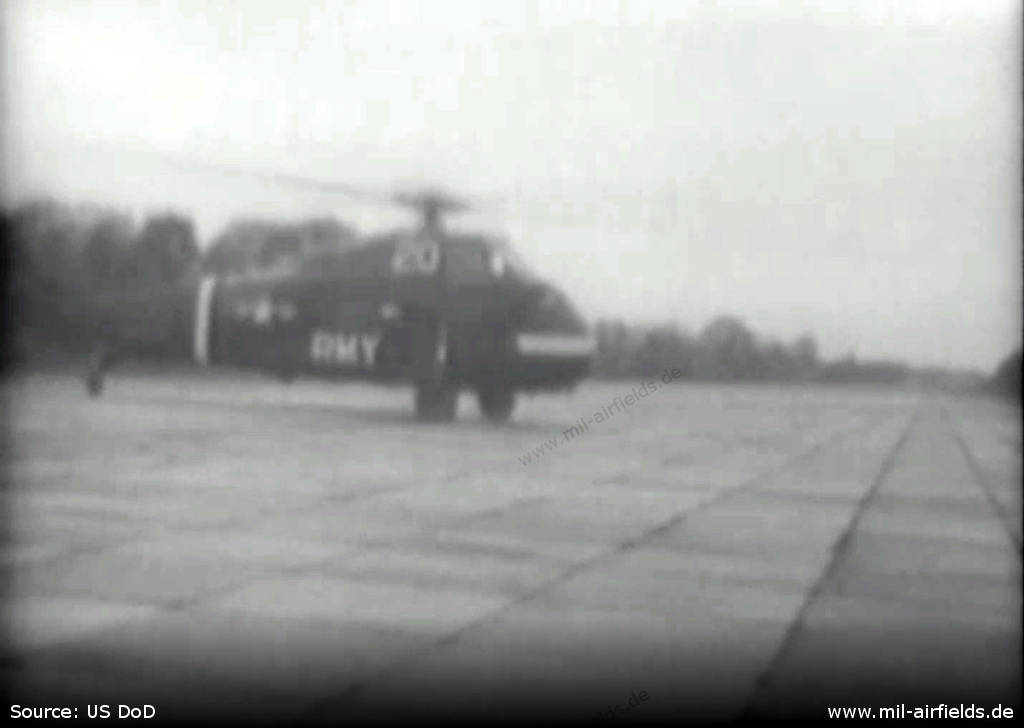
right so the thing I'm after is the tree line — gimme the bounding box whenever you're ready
[591,317,956,387]
[2,199,355,359]
[1,197,1016,397]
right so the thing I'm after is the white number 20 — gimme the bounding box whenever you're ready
[392,240,439,275]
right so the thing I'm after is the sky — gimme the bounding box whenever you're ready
[3,0,1021,371]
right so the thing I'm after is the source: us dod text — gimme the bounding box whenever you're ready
[11,705,156,720]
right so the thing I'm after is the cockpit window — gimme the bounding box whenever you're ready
[486,243,538,281]
[447,236,540,282]
[502,248,537,279]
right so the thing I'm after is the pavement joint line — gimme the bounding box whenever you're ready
[12,486,408,543]
[104,386,559,440]
[660,443,732,467]
[2,587,166,612]
[156,577,272,613]
[166,484,411,536]
[7,571,274,623]
[319,485,409,504]
[736,407,922,720]
[432,495,549,531]
[292,414,888,725]
[1,534,148,573]
[613,413,893,527]
[940,406,1022,554]
[8,549,355,630]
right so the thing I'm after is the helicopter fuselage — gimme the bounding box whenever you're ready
[87,230,593,421]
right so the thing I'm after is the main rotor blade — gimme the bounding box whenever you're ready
[111,143,506,213]
[155,152,390,204]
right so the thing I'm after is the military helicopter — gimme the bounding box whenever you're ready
[84,186,594,422]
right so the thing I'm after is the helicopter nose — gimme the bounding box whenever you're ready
[527,285,588,331]
[514,284,595,357]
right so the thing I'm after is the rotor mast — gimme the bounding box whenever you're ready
[393,189,469,235]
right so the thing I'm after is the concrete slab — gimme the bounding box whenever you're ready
[440,499,656,548]
[203,575,511,634]
[416,526,614,563]
[647,507,851,557]
[3,595,161,653]
[828,569,1021,615]
[351,486,531,526]
[0,541,81,568]
[3,374,1018,723]
[328,603,793,724]
[837,531,1021,576]
[796,588,1022,631]
[247,503,434,545]
[538,562,808,622]
[117,531,350,569]
[9,546,271,605]
[319,542,566,596]
[746,407,1022,718]
[16,608,433,701]
[11,490,282,529]
[587,545,827,593]
[6,508,159,546]
[747,616,1022,712]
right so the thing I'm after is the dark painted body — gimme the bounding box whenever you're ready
[89,230,593,420]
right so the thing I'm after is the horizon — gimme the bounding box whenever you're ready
[3,185,1008,377]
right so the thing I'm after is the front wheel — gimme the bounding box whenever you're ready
[415,381,458,422]
[477,384,516,423]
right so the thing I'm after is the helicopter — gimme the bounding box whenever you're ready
[84,186,594,422]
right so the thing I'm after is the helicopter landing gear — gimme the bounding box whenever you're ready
[84,343,112,398]
[415,380,458,422]
[411,317,458,422]
[476,384,516,423]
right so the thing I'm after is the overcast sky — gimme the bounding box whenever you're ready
[3,0,1020,370]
